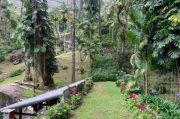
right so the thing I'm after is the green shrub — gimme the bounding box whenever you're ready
[85,78,93,89]
[0,54,5,62]
[5,47,13,53]
[45,103,72,119]
[142,95,180,118]
[67,94,82,110]
[116,70,127,78]
[61,65,68,70]
[91,69,117,82]
[79,66,86,75]
[83,78,93,93]
[116,80,127,88]
[9,68,24,77]
[91,55,118,70]
[0,41,21,55]
[91,55,118,82]
[76,83,84,92]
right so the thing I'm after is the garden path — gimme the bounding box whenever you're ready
[71,82,133,119]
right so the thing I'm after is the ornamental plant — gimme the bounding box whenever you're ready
[125,91,155,119]
[142,95,180,118]
[67,94,82,110]
[138,102,145,111]
[68,87,77,95]
[83,78,94,94]
[129,92,138,101]
[45,103,72,119]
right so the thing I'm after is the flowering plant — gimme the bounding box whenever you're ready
[138,102,145,111]
[125,92,154,118]
[68,87,77,94]
[129,92,138,100]
[176,91,180,97]
[67,94,82,110]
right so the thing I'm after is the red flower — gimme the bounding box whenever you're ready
[138,102,145,111]
[129,93,138,100]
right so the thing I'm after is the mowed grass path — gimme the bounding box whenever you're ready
[71,82,133,119]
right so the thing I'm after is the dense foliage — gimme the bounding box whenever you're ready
[144,0,180,67]
[0,0,20,63]
[91,55,118,81]
[1,0,180,118]
[44,103,72,119]
[142,95,180,118]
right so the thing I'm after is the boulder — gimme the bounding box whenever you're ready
[6,50,25,64]
[0,85,22,108]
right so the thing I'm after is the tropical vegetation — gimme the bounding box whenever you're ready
[0,0,180,119]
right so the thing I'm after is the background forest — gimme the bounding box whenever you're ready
[0,0,180,119]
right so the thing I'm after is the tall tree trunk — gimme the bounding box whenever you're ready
[22,0,32,82]
[19,0,23,21]
[71,0,76,83]
[80,0,83,15]
[55,20,60,55]
[79,0,84,62]
[0,0,2,24]
[24,63,32,81]
[117,0,129,70]
[98,0,101,36]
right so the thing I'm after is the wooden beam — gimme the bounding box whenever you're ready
[15,112,36,116]
[19,108,22,119]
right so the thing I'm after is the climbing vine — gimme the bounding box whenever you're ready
[12,0,58,86]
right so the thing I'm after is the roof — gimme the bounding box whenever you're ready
[0,80,84,112]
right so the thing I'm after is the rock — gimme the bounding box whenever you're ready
[6,50,25,64]
[0,85,23,108]
[8,54,16,62]
[0,93,13,108]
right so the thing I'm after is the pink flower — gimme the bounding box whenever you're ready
[138,102,145,111]
[129,93,138,100]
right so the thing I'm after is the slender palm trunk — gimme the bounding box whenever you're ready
[117,0,129,69]
[79,0,84,62]
[55,20,60,54]
[71,0,76,83]
[98,0,101,36]
[19,0,23,21]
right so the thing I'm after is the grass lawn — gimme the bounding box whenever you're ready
[71,82,133,119]
[0,51,90,98]
[0,51,90,87]
[54,51,90,87]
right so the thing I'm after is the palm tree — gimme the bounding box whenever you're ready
[71,0,76,83]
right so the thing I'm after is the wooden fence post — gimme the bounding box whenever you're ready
[19,108,22,119]
[1,109,16,119]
